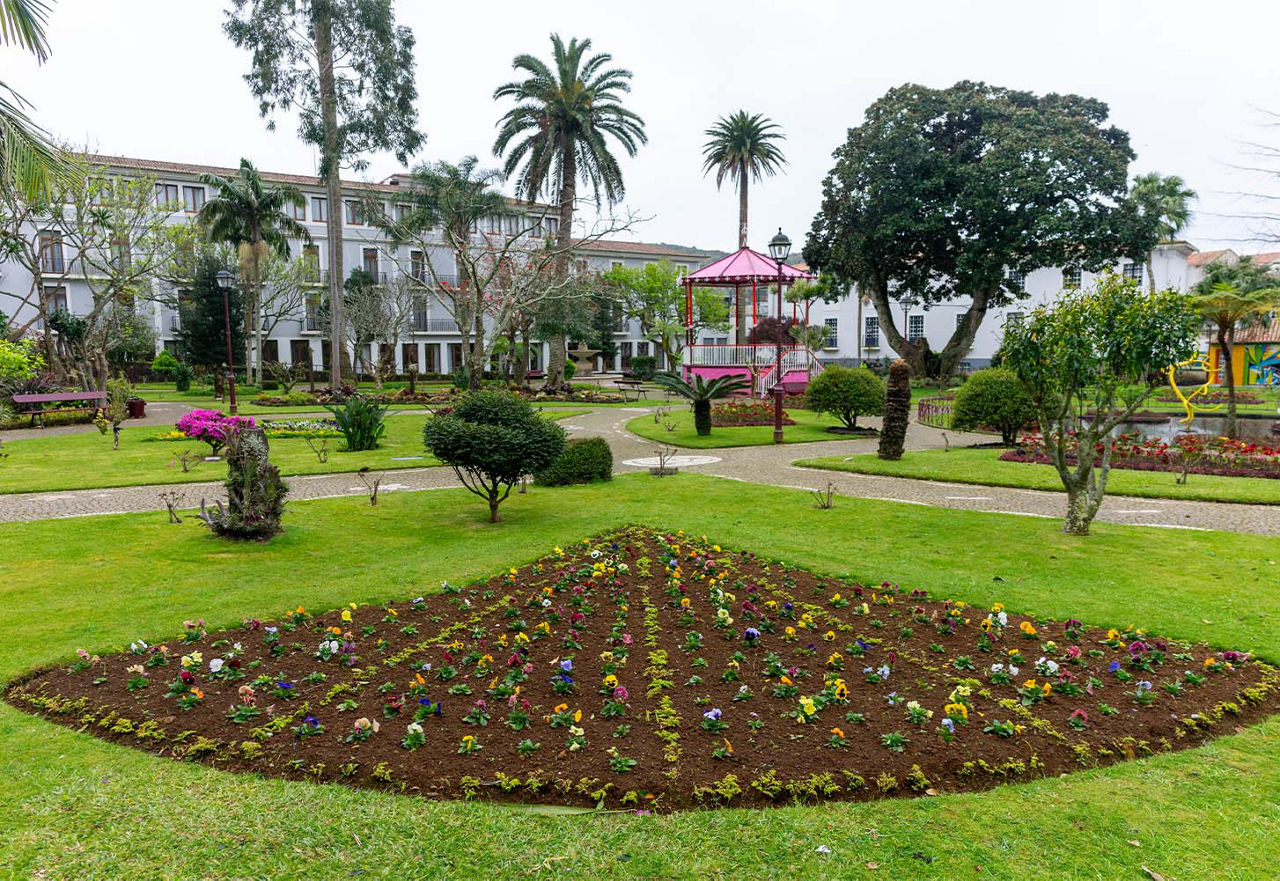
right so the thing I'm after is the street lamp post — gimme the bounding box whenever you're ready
[768,228,791,444]
[215,269,238,415]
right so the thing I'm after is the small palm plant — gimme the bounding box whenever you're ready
[652,372,751,436]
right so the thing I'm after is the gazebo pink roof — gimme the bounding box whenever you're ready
[685,246,816,286]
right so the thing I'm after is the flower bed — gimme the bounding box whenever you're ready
[1156,389,1265,405]
[8,530,1277,811]
[712,400,796,427]
[1004,433,1280,480]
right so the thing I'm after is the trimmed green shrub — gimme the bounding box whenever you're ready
[878,359,911,460]
[563,359,577,381]
[805,365,885,429]
[535,437,613,486]
[630,355,657,380]
[423,390,566,522]
[951,367,1036,445]
[150,349,179,379]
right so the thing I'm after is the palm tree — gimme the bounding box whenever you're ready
[493,34,647,384]
[652,371,751,437]
[0,0,72,200]
[198,158,310,385]
[1131,172,1196,292]
[1191,262,1280,438]
[702,111,787,339]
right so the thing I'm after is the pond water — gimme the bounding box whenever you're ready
[1117,415,1279,443]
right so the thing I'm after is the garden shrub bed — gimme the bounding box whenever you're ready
[712,400,795,427]
[8,529,1277,811]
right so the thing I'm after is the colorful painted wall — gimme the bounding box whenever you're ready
[1209,343,1280,386]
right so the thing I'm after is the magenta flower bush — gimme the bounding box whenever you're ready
[175,409,257,455]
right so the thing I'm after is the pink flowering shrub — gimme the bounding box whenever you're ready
[175,409,257,455]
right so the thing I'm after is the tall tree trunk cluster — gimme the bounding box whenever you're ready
[313,7,345,389]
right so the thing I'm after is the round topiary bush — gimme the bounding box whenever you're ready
[951,367,1036,445]
[423,390,566,521]
[534,436,613,486]
[150,349,179,380]
[805,365,885,430]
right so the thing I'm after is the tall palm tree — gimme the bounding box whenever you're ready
[0,0,71,200]
[198,158,310,385]
[1131,172,1196,292]
[701,111,787,340]
[493,34,647,384]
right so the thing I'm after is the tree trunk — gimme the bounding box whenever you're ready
[1220,325,1238,440]
[693,399,712,436]
[468,308,485,392]
[546,146,576,386]
[1062,483,1095,535]
[1146,254,1156,294]
[488,493,501,523]
[735,170,749,341]
[313,8,345,390]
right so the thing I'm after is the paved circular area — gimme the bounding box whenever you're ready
[621,455,722,467]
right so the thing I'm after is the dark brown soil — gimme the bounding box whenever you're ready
[825,426,878,436]
[8,529,1278,811]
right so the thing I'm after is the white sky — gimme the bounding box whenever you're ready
[8,0,1280,254]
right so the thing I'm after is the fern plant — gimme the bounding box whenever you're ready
[326,394,389,452]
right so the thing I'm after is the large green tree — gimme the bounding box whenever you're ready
[804,81,1159,379]
[602,260,728,368]
[1190,260,1280,438]
[1002,274,1199,535]
[176,253,246,378]
[197,158,309,385]
[224,0,424,388]
[493,34,647,385]
[701,110,786,339]
[1131,172,1197,292]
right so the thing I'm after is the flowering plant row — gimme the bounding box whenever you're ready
[7,529,1277,811]
[1006,432,1280,480]
[174,409,257,454]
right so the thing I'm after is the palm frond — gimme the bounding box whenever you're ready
[0,0,51,62]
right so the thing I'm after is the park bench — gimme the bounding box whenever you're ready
[614,378,648,401]
[11,390,108,428]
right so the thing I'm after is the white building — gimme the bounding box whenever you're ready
[803,241,1214,370]
[0,153,722,379]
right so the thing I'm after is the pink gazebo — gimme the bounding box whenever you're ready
[682,246,818,397]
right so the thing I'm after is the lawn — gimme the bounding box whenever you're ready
[2,473,1279,878]
[798,448,1280,506]
[627,405,861,448]
[0,412,583,495]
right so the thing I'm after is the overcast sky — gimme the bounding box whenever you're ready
[8,0,1280,254]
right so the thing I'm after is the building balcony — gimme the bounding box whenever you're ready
[411,315,459,333]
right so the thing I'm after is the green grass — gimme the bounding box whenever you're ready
[2,474,1280,877]
[0,410,588,495]
[627,406,860,448]
[798,448,1280,506]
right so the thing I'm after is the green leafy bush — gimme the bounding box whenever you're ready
[326,394,389,451]
[173,362,195,392]
[150,349,179,379]
[423,390,566,521]
[629,355,657,380]
[535,437,613,486]
[951,367,1036,445]
[805,365,885,429]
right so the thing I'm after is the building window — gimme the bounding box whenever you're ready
[305,294,321,332]
[424,343,440,374]
[182,185,205,213]
[290,339,312,367]
[410,250,426,283]
[39,229,64,273]
[864,315,880,348]
[1063,266,1081,289]
[292,200,306,221]
[1006,269,1026,292]
[674,264,689,278]
[402,342,419,372]
[907,314,925,343]
[303,244,321,281]
[956,312,966,328]
[362,248,379,279]
[636,341,649,357]
[395,203,412,222]
[311,196,327,222]
[345,200,365,225]
[611,261,623,271]
[1122,262,1143,284]
[154,183,179,209]
[43,286,67,314]
[823,317,838,349]
[1005,311,1025,329]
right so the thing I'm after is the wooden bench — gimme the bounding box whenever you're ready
[12,391,108,427]
[614,378,648,401]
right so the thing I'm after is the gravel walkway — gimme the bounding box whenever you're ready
[1,404,1276,535]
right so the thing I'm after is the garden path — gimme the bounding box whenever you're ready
[1,404,1277,535]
